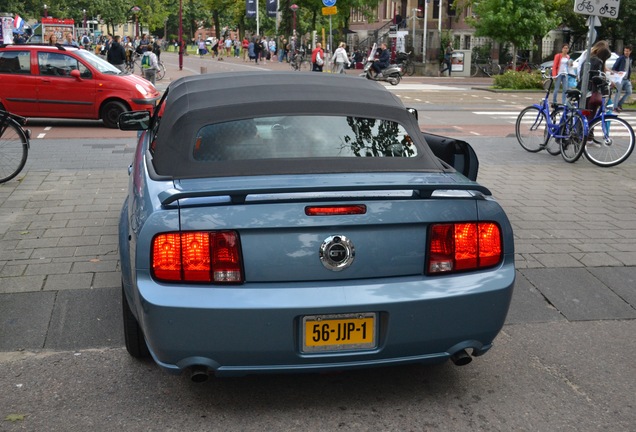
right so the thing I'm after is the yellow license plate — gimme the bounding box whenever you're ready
[302,313,376,353]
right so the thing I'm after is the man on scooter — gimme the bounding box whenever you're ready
[372,43,391,77]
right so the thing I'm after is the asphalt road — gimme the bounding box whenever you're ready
[1,55,635,431]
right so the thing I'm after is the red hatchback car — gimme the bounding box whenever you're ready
[0,44,160,128]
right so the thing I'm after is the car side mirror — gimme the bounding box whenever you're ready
[70,69,81,79]
[421,132,479,181]
[406,107,418,120]
[118,110,151,130]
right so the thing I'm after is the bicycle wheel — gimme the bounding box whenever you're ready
[560,111,586,163]
[544,108,563,155]
[584,116,635,167]
[0,118,29,183]
[156,62,166,80]
[516,106,548,152]
[405,61,415,76]
[300,60,310,71]
[488,63,502,76]
[471,62,479,77]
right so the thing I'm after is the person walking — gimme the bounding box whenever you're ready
[440,42,453,76]
[612,45,632,113]
[198,39,207,57]
[106,35,127,73]
[583,46,612,128]
[552,43,570,105]
[312,42,325,72]
[242,37,250,61]
[332,42,351,74]
[140,45,159,85]
[253,37,262,64]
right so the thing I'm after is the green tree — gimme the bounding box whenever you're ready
[464,0,558,66]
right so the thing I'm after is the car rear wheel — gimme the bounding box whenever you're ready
[102,101,128,129]
[122,284,150,358]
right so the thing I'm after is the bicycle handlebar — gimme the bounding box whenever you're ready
[0,109,27,126]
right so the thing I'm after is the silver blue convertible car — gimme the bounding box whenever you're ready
[118,72,515,382]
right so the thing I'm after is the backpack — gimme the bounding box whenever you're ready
[142,54,151,69]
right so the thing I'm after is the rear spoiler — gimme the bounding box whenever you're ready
[158,182,491,206]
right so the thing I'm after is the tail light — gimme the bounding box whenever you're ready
[151,231,243,283]
[427,222,502,274]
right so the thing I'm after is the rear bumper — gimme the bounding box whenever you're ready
[130,258,515,376]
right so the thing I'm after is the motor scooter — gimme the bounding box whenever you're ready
[361,43,401,86]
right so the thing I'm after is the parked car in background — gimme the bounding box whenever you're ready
[118,72,516,382]
[0,44,160,128]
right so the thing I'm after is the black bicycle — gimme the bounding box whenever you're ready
[470,54,502,77]
[395,51,415,76]
[290,49,309,71]
[0,109,30,183]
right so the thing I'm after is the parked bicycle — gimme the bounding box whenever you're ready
[395,51,415,76]
[581,73,635,167]
[0,109,30,184]
[470,55,501,77]
[290,49,310,71]
[515,77,587,163]
[504,55,539,73]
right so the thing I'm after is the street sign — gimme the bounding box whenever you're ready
[322,6,337,15]
[322,0,336,6]
[573,0,620,19]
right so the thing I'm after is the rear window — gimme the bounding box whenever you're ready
[192,115,418,161]
[0,51,30,74]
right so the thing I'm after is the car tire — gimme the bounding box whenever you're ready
[122,284,150,358]
[102,101,128,129]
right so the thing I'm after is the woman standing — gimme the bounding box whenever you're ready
[551,44,570,105]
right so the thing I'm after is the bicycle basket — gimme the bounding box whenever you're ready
[396,52,408,62]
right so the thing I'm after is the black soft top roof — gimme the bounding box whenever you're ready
[152,72,443,178]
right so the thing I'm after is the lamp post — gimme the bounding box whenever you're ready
[131,6,141,39]
[83,9,87,31]
[164,17,168,40]
[178,0,183,70]
[43,4,48,18]
[290,4,298,38]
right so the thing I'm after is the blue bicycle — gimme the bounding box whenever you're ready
[581,74,635,167]
[515,77,587,163]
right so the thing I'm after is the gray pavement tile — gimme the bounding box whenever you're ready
[608,251,636,266]
[0,275,45,293]
[93,271,121,289]
[71,259,118,274]
[520,268,636,321]
[0,264,26,277]
[43,273,93,291]
[0,291,56,350]
[45,287,123,350]
[30,246,77,259]
[56,235,100,247]
[533,253,585,268]
[576,252,624,267]
[588,267,636,306]
[505,271,565,325]
[25,262,72,276]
